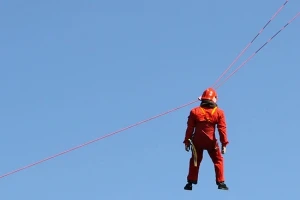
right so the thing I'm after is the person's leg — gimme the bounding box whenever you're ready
[184,148,203,190]
[207,147,229,190]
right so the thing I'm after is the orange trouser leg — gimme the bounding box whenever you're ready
[187,148,203,184]
[207,148,225,183]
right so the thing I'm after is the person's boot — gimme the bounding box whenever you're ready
[184,182,193,190]
[217,181,229,190]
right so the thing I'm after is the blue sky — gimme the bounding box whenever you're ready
[0,0,299,199]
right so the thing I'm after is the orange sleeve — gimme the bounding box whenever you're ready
[217,109,229,146]
[183,110,196,144]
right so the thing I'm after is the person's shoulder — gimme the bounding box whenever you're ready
[216,107,225,114]
[190,106,201,113]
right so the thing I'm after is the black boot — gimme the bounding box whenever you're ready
[217,182,229,190]
[184,182,193,190]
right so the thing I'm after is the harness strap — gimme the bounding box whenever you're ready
[200,107,217,122]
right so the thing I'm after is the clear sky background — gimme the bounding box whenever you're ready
[0,0,299,199]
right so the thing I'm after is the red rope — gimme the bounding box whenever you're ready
[0,100,198,179]
[214,12,300,89]
[211,0,289,88]
[0,4,298,180]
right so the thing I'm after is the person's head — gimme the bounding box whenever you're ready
[198,87,218,103]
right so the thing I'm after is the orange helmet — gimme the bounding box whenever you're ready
[198,88,217,101]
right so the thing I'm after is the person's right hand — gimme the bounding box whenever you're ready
[185,144,190,152]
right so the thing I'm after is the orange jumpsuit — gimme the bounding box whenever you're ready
[183,104,229,184]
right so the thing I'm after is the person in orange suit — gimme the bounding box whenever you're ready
[183,87,229,191]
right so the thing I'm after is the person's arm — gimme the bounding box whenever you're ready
[183,110,196,145]
[217,109,229,147]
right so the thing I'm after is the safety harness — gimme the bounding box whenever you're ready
[200,106,217,123]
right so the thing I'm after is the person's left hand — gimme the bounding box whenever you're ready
[185,143,190,152]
